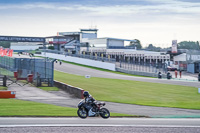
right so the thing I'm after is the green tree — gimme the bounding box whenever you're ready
[146,44,161,52]
[178,41,200,50]
[147,44,154,50]
[129,39,142,49]
[196,41,200,49]
[48,46,54,50]
[0,41,11,48]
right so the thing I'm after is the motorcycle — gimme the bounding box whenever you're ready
[77,99,110,119]
[158,72,162,79]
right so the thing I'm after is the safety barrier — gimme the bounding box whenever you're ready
[0,91,16,98]
[116,67,167,78]
[54,80,84,99]
[38,52,116,71]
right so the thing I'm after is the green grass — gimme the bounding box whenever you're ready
[35,55,153,78]
[110,113,138,117]
[27,50,42,54]
[0,99,133,117]
[0,99,77,116]
[39,87,59,91]
[61,60,154,78]
[54,70,200,110]
[0,87,7,90]
[0,68,13,77]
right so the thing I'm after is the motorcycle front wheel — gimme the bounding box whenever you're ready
[77,108,88,119]
[100,108,110,119]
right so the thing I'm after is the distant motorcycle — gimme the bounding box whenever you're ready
[77,99,110,119]
[158,72,162,79]
[167,72,172,79]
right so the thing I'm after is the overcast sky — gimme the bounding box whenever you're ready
[0,0,200,47]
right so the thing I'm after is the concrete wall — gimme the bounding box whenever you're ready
[116,67,167,78]
[40,52,116,71]
[88,38,107,48]
[54,80,84,99]
[11,45,40,50]
[187,64,195,73]
[174,53,187,62]
[108,39,124,47]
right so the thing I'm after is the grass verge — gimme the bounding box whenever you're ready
[0,99,76,116]
[0,99,134,117]
[35,55,153,78]
[0,68,13,77]
[60,60,154,78]
[0,87,7,90]
[54,70,200,110]
[38,87,59,91]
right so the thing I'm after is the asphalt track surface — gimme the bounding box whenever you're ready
[1,118,200,133]
[7,54,200,117]
[12,54,200,87]
[8,83,200,118]
[4,54,200,132]
[54,61,200,88]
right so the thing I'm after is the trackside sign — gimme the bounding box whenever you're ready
[0,36,45,42]
[0,48,13,57]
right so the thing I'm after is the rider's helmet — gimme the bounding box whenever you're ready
[83,91,89,98]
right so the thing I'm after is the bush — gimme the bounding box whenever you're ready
[48,46,54,50]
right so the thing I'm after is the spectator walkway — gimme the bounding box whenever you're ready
[170,71,198,82]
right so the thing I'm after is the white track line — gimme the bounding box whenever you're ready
[1,124,200,128]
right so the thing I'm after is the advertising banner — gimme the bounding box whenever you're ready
[0,36,45,42]
[172,40,177,53]
[0,48,13,57]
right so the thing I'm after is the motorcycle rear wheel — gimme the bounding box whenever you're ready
[77,108,88,119]
[100,108,110,119]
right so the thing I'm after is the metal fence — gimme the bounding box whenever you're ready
[0,56,54,86]
[43,49,116,63]
[116,61,167,74]
[0,56,15,72]
[0,68,14,77]
[40,49,170,77]
[42,49,167,74]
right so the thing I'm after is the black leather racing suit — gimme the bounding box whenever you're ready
[85,95,96,113]
[85,95,95,105]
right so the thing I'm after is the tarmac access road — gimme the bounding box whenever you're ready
[54,62,200,88]
[8,84,200,117]
[0,118,200,133]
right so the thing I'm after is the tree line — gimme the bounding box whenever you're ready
[1,40,200,51]
[0,41,11,48]
[129,40,200,51]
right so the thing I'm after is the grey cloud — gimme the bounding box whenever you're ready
[177,0,200,3]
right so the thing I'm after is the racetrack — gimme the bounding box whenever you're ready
[9,54,200,117]
[54,62,200,88]
[12,53,200,87]
[3,54,200,132]
[8,83,200,118]
[1,118,200,133]
[1,117,200,127]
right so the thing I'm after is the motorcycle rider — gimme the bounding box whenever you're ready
[83,91,95,103]
[83,91,96,116]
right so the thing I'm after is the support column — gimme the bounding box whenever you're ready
[144,57,146,72]
[138,56,141,71]
[3,75,7,87]
[133,56,135,71]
